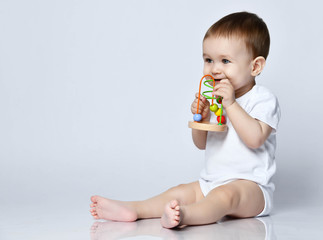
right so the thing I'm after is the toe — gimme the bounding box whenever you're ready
[170,200,178,209]
[91,195,98,203]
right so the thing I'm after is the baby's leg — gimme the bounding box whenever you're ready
[161,179,264,228]
[90,181,204,221]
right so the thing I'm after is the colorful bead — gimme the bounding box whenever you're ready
[210,104,218,112]
[193,114,202,122]
[217,115,226,124]
[215,108,222,116]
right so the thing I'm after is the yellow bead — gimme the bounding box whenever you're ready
[215,108,222,116]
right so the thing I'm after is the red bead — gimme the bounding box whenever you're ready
[217,115,226,124]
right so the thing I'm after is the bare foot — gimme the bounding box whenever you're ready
[160,200,181,228]
[90,195,137,222]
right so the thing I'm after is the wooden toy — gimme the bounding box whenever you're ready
[188,75,228,132]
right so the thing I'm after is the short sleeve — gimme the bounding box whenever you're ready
[248,89,281,131]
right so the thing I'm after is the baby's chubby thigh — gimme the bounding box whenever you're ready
[206,179,265,218]
[167,181,205,205]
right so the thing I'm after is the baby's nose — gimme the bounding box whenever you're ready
[211,64,221,75]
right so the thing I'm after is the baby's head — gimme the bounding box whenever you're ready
[202,12,270,95]
[204,12,270,60]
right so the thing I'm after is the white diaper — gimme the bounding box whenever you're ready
[256,183,274,217]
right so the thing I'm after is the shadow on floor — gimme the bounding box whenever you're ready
[90,216,275,240]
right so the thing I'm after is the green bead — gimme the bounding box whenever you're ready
[210,104,218,112]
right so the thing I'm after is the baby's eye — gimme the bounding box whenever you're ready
[222,59,230,64]
[205,58,213,63]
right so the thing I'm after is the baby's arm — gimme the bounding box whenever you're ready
[192,129,208,150]
[214,79,272,149]
[226,102,272,149]
[190,93,210,149]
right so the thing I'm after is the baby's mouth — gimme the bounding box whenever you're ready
[205,77,224,87]
[207,79,220,87]
[206,78,221,82]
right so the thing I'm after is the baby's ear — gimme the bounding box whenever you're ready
[251,56,266,76]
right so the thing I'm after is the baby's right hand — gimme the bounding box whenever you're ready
[191,93,210,121]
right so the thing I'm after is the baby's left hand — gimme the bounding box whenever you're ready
[212,79,235,108]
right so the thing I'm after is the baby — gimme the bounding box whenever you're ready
[90,11,281,229]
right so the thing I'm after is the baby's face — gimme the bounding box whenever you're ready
[203,36,255,97]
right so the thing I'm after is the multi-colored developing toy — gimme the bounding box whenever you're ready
[188,74,228,132]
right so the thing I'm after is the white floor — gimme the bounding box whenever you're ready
[1,202,322,240]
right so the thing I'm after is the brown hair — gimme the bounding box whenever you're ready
[204,12,270,59]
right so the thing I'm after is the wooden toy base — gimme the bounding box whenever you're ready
[188,121,227,132]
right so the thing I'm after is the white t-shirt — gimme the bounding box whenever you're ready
[200,85,281,188]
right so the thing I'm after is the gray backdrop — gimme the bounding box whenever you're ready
[1,0,322,215]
